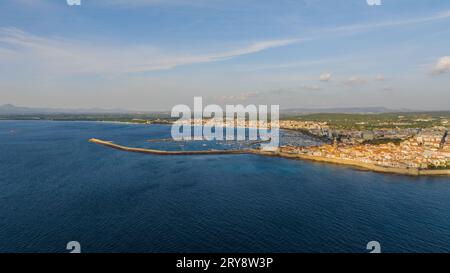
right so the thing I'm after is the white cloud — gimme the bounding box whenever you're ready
[375,74,385,81]
[343,76,367,86]
[0,27,301,76]
[319,72,332,82]
[218,84,322,103]
[299,84,322,91]
[218,91,260,102]
[433,56,450,74]
[100,0,220,8]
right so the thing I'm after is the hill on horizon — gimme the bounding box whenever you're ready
[1,103,447,116]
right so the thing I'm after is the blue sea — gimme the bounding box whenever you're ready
[1,120,450,253]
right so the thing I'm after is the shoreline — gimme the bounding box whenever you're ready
[276,153,449,176]
[89,138,450,177]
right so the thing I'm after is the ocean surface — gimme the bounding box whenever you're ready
[1,120,450,253]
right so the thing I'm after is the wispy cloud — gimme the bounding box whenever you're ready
[217,84,322,103]
[343,76,367,86]
[0,27,301,76]
[325,9,450,35]
[96,0,213,8]
[298,84,322,91]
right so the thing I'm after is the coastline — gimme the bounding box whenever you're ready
[89,138,450,177]
[260,152,450,176]
[269,153,450,176]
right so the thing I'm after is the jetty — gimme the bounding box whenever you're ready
[89,138,259,156]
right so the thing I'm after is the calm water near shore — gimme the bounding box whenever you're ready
[1,120,450,253]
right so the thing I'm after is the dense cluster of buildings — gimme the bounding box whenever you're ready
[279,120,419,144]
[172,118,450,169]
[281,128,450,169]
[174,118,276,129]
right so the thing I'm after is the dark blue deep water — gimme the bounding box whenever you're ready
[1,120,450,253]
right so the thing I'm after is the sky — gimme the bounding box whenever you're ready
[0,0,449,111]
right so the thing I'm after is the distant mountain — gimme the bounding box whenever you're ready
[0,104,135,115]
[281,107,413,115]
[0,104,432,116]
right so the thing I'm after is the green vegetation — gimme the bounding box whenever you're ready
[427,164,450,170]
[362,138,403,145]
[282,112,450,130]
[2,111,450,130]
